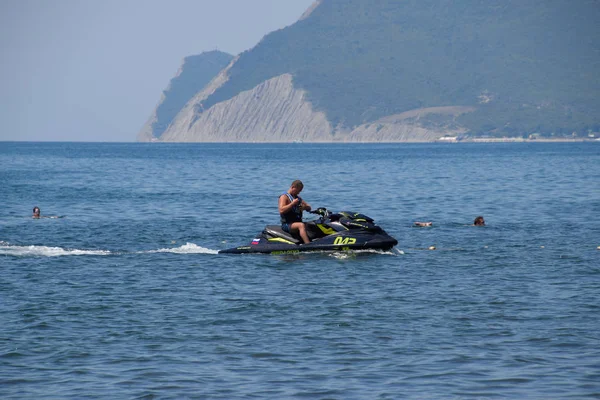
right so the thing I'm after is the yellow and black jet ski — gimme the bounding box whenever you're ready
[219,208,398,254]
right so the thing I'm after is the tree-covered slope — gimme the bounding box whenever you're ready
[200,0,600,137]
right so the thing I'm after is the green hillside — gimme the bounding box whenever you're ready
[202,0,600,137]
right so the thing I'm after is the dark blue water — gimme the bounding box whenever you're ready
[1,142,599,399]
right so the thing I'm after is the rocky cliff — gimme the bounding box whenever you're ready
[137,50,233,142]
[161,73,473,142]
[161,73,332,142]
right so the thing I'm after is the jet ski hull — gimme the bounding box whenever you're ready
[219,230,398,254]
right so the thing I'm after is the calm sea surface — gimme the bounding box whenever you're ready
[1,142,599,399]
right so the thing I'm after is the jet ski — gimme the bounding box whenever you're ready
[219,207,398,254]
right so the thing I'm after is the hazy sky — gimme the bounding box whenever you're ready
[0,0,315,142]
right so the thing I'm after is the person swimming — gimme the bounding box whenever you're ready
[414,217,485,227]
[414,221,432,227]
[32,206,61,219]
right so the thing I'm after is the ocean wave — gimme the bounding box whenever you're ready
[328,248,402,259]
[149,243,219,255]
[0,242,219,257]
[0,243,111,257]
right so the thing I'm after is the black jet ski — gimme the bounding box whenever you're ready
[219,207,398,254]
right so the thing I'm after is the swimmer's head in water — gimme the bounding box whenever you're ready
[474,216,485,226]
[33,206,40,217]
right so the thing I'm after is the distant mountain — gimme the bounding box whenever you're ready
[140,0,600,142]
[137,50,233,141]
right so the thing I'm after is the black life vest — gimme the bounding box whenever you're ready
[280,193,303,224]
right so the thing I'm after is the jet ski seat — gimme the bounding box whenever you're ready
[263,225,302,244]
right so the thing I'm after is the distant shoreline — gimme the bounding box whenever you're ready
[147,138,599,144]
[1,138,598,144]
[437,137,599,143]
[152,136,600,144]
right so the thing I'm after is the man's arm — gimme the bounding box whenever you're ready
[300,199,311,212]
[278,194,299,214]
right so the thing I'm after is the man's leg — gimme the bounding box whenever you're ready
[291,222,310,244]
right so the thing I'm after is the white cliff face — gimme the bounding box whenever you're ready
[159,72,475,142]
[161,73,333,142]
[136,52,233,142]
[346,106,475,142]
[159,56,237,139]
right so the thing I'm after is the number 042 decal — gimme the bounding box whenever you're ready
[333,237,357,245]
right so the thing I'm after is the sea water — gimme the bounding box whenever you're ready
[1,142,599,399]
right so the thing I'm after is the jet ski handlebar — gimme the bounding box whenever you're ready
[308,207,331,217]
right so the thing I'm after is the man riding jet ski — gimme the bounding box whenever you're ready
[219,207,398,254]
[278,179,313,244]
[220,180,397,254]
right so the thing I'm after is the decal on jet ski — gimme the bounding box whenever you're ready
[272,250,301,255]
[267,237,296,244]
[317,224,336,235]
[333,237,357,245]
